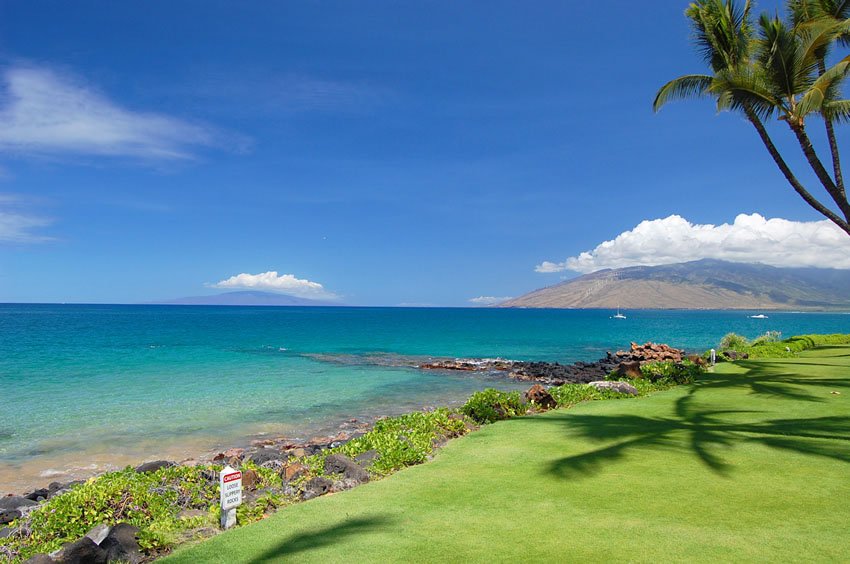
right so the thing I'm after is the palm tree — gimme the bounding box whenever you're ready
[787,0,850,218]
[654,0,850,236]
[753,13,850,224]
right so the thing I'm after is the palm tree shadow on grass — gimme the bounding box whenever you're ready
[539,362,850,479]
[248,515,393,563]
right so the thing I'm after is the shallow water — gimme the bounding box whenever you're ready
[1,304,847,492]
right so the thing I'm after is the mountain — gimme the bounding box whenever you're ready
[500,260,850,310]
[150,291,338,307]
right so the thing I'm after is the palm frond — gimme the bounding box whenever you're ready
[820,0,850,19]
[653,75,715,112]
[796,16,850,63]
[712,67,781,120]
[687,0,754,72]
[787,0,822,27]
[758,13,816,98]
[798,54,850,115]
[820,98,850,120]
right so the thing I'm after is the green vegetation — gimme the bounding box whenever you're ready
[11,335,847,562]
[639,360,702,384]
[719,332,850,358]
[460,389,527,424]
[547,383,608,407]
[0,465,219,561]
[0,375,687,562]
[310,409,469,477]
[166,344,850,562]
[655,0,850,236]
[720,332,751,350]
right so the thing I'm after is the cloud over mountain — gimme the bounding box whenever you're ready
[537,214,850,274]
[469,296,513,306]
[212,271,338,300]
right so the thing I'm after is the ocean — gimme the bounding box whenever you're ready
[1,304,847,492]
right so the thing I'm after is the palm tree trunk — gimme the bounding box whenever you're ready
[823,118,844,193]
[817,59,847,202]
[742,106,850,235]
[788,122,850,222]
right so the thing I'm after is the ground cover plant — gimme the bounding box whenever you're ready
[165,343,850,563]
[305,409,469,477]
[0,466,220,562]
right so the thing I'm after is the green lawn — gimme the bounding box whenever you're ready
[166,346,850,563]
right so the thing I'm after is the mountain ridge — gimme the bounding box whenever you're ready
[500,260,850,310]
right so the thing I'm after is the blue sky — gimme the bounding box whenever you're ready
[0,0,848,305]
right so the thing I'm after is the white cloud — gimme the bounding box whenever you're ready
[212,271,338,300]
[0,194,52,243]
[469,296,513,305]
[0,66,232,160]
[537,213,850,273]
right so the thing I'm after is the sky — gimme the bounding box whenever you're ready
[1,0,849,306]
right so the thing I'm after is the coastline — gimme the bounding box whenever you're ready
[7,334,845,561]
[2,343,686,497]
[0,339,701,563]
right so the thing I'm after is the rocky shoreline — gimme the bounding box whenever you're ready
[2,342,696,563]
[4,343,695,500]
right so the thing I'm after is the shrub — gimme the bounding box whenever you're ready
[744,333,850,359]
[460,389,527,424]
[751,330,782,346]
[720,332,750,350]
[639,360,702,384]
[712,333,850,360]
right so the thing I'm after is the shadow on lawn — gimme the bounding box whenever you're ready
[248,515,393,563]
[540,361,850,479]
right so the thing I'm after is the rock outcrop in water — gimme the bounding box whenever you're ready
[416,342,687,386]
[417,356,620,385]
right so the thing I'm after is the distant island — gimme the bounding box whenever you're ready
[149,290,338,307]
[500,260,850,310]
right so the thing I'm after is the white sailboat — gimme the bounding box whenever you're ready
[613,305,626,319]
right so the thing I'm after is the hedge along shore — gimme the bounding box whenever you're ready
[5,334,847,563]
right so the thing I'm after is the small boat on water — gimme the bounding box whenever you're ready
[750,314,769,319]
[612,306,627,319]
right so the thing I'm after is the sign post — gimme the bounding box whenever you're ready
[219,465,242,530]
[710,349,716,366]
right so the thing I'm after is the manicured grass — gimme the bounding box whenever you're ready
[166,346,850,563]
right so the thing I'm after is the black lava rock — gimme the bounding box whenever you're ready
[100,523,142,564]
[0,496,37,511]
[0,509,21,525]
[323,454,369,484]
[302,477,333,500]
[133,460,174,473]
[53,537,107,564]
[248,449,283,465]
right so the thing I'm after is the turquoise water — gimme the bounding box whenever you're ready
[1,304,847,491]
